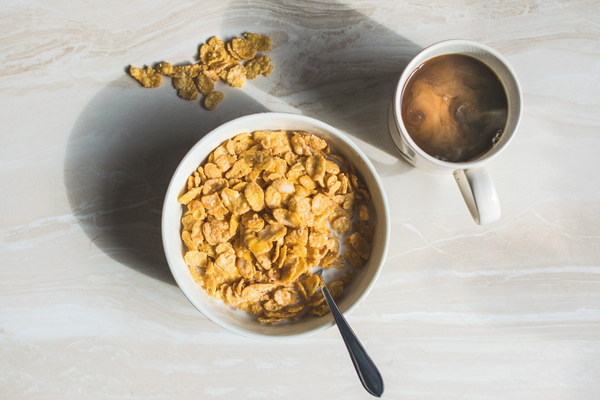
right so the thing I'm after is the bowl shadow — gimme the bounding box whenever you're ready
[64,81,268,284]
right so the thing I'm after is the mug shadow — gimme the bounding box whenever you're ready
[65,2,422,284]
[64,80,269,284]
[222,1,422,175]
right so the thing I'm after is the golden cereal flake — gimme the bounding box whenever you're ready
[184,250,208,268]
[202,219,230,245]
[346,232,370,259]
[226,64,246,88]
[204,163,222,179]
[331,213,351,234]
[305,155,326,182]
[244,182,265,212]
[344,247,365,268]
[245,55,272,79]
[226,41,243,61]
[241,283,277,302]
[200,36,228,65]
[262,64,274,77]
[244,32,272,51]
[203,91,224,110]
[129,66,162,88]
[172,76,199,100]
[241,212,265,232]
[178,187,202,205]
[201,193,229,220]
[195,72,214,95]
[231,37,257,60]
[220,187,251,215]
[358,204,369,221]
[155,62,174,76]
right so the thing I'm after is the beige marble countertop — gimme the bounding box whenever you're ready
[2,1,600,399]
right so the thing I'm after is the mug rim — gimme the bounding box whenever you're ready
[392,39,522,170]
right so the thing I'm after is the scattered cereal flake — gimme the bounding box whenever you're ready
[195,72,214,95]
[231,37,257,60]
[172,76,198,100]
[244,32,272,51]
[203,91,224,110]
[262,64,274,77]
[155,62,174,76]
[200,36,227,65]
[129,66,162,88]
[226,64,246,88]
[226,41,243,61]
[245,55,272,79]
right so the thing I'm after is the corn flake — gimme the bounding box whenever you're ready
[203,91,224,110]
[129,66,162,88]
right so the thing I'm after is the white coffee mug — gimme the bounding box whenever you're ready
[388,39,522,224]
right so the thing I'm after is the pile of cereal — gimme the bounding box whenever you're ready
[128,33,273,110]
[178,130,373,324]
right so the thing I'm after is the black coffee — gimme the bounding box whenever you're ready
[401,54,508,162]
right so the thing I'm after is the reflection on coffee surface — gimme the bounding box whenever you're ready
[401,54,508,162]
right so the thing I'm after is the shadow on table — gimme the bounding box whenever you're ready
[64,82,268,284]
[222,1,421,174]
[64,2,420,284]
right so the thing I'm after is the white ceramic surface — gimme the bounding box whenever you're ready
[389,40,522,224]
[162,112,389,339]
[2,1,600,399]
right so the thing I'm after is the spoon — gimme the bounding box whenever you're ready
[316,271,384,397]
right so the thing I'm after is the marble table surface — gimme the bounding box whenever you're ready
[2,1,599,399]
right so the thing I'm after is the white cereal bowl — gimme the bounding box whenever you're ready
[162,112,389,339]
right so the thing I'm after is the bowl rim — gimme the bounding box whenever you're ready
[161,112,390,339]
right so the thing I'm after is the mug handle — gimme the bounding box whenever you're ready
[453,168,500,225]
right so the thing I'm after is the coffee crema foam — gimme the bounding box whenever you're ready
[401,54,508,162]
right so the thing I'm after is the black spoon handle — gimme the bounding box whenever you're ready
[321,285,384,397]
